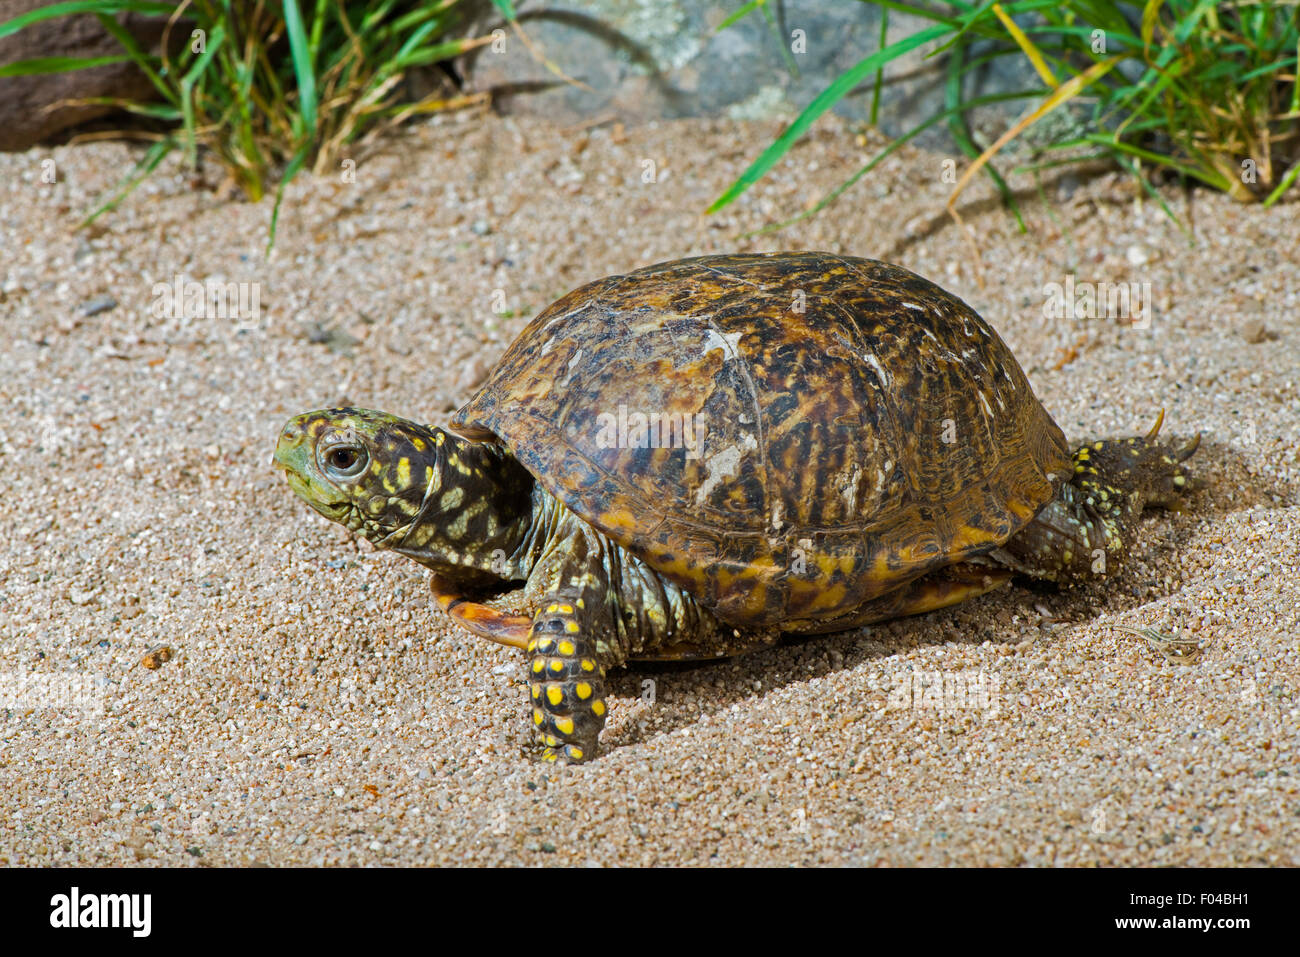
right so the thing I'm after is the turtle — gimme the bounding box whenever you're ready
[273,252,1199,763]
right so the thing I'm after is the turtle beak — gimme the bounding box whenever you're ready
[273,433,318,504]
[272,430,308,475]
[273,412,321,476]
[273,419,329,499]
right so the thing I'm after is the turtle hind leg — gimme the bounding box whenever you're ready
[994,411,1200,585]
[528,599,608,763]
[1072,409,1202,509]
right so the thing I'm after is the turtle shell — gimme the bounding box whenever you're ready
[453,252,1070,630]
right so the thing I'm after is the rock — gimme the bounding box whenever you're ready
[0,0,177,151]
[80,294,117,316]
[141,645,173,670]
[459,0,1036,146]
[1238,318,1276,344]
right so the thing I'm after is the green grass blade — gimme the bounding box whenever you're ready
[716,1,763,33]
[1263,161,1300,206]
[179,22,227,167]
[92,11,175,104]
[708,20,952,213]
[0,0,175,40]
[282,0,317,139]
[745,89,1042,237]
[0,54,131,76]
[870,6,888,126]
[267,147,309,255]
[1111,151,1191,238]
[82,136,174,224]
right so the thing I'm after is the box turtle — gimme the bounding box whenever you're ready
[274,252,1199,762]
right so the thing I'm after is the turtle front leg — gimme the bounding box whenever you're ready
[528,598,609,763]
[996,411,1200,584]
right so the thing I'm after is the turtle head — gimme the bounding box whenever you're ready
[274,408,443,546]
[274,407,534,580]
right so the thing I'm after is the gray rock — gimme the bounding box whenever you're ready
[460,0,1038,146]
[79,294,117,317]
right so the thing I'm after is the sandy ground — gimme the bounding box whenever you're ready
[1,109,1297,866]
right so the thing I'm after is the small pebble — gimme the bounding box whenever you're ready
[1239,318,1275,344]
[80,295,117,316]
[142,646,174,670]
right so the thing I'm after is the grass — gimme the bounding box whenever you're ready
[711,1,1300,233]
[0,0,520,250]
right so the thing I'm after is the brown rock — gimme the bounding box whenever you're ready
[0,0,174,151]
[1239,318,1276,344]
[142,645,173,670]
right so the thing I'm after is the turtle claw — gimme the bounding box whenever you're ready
[1173,431,1201,462]
[541,744,589,764]
[1145,407,1166,442]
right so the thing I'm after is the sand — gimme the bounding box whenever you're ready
[0,109,1297,866]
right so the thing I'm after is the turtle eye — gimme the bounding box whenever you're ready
[321,443,368,478]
